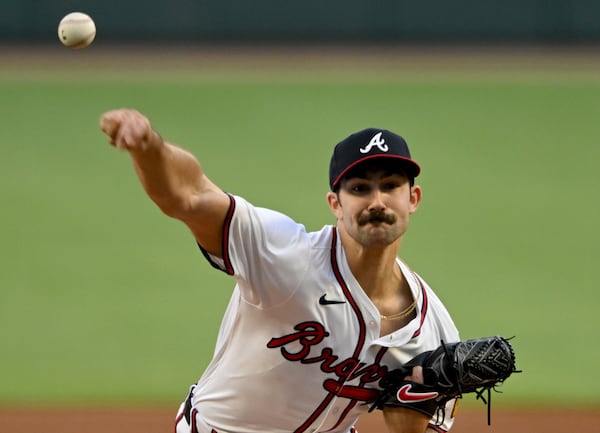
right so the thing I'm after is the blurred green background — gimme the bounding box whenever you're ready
[1,46,599,409]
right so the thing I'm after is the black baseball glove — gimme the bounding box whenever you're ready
[369,336,519,424]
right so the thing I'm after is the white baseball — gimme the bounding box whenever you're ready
[58,12,96,49]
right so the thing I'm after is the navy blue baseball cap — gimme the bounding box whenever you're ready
[329,128,421,190]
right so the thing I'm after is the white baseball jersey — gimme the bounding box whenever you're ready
[176,194,459,433]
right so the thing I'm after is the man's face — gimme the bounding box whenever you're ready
[327,163,421,248]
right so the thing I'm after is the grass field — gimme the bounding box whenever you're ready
[1,44,599,408]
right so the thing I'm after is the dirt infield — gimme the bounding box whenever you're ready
[1,406,598,433]
[4,43,600,82]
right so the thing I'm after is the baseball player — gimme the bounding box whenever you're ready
[100,109,460,433]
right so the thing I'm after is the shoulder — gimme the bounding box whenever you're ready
[230,195,336,251]
[234,195,332,234]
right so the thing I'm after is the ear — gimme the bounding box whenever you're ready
[409,185,422,214]
[326,191,343,219]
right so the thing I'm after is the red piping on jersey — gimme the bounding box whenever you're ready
[322,227,369,432]
[324,329,392,432]
[220,193,236,275]
[329,227,367,357]
[174,412,184,433]
[188,408,219,433]
[323,351,390,431]
[294,227,368,433]
[331,402,358,431]
[197,193,236,275]
[374,346,388,364]
[190,408,199,433]
[411,275,429,338]
[427,424,447,433]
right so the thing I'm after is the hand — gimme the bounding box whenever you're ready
[382,367,436,433]
[404,366,423,384]
[99,109,161,151]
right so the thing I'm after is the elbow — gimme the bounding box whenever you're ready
[152,195,191,220]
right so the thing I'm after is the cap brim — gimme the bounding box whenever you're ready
[331,154,421,189]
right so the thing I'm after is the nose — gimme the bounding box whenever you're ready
[367,189,386,212]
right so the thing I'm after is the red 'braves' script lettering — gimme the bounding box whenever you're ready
[267,321,329,361]
[267,321,387,401]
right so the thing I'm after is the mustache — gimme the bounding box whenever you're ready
[358,211,396,226]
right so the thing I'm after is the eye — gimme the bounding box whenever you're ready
[344,180,371,194]
[351,183,370,194]
[381,181,401,191]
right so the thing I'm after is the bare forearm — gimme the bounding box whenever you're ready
[100,109,209,217]
[383,407,430,433]
[128,135,207,218]
[100,108,231,256]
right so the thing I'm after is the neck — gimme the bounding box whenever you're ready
[338,227,403,297]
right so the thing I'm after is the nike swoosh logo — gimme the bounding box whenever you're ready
[319,294,346,305]
[396,384,439,403]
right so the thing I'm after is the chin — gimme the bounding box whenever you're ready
[359,231,400,247]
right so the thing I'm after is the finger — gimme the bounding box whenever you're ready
[126,112,150,147]
[115,111,151,150]
[114,122,130,149]
[99,111,120,137]
[119,111,142,148]
[100,111,126,149]
[405,366,424,383]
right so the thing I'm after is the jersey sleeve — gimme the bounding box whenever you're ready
[198,194,311,307]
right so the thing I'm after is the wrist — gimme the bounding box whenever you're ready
[150,128,164,149]
[127,128,164,157]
